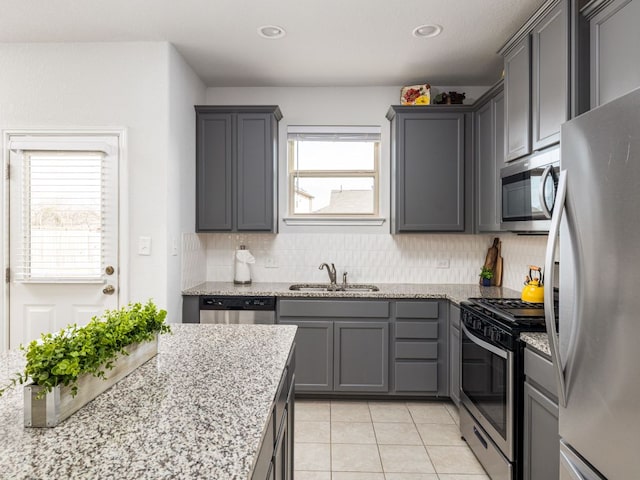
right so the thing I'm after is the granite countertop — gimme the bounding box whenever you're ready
[0,324,297,480]
[520,332,551,356]
[182,281,522,305]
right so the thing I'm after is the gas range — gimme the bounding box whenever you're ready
[459,297,548,351]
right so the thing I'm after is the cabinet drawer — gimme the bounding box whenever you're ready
[395,321,438,339]
[278,300,389,318]
[396,301,439,319]
[524,347,557,398]
[394,362,438,392]
[395,341,438,359]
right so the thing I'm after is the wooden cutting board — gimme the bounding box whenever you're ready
[494,241,503,286]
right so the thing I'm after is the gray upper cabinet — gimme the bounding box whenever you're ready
[504,36,532,162]
[475,83,504,232]
[195,106,282,232]
[532,1,569,150]
[387,107,468,233]
[501,0,569,161]
[585,0,640,107]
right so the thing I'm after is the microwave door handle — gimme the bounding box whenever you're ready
[539,165,554,219]
[461,323,507,359]
[544,169,568,407]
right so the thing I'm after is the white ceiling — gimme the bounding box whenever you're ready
[0,0,543,87]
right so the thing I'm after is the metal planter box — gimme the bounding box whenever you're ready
[24,336,158,427]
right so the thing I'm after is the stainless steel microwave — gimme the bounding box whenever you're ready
[500,148,560,232]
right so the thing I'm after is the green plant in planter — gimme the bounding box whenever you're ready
[480,266,494,280]
[0,300,170,398]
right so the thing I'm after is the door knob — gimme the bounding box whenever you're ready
[105,266,115,276]
[103,285,115,295]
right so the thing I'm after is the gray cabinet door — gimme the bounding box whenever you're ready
[532,1,568,150]
[504,36,531,161]
[449,304,461,406]
[196,113,233,231]
[395,112,465,232]
[334,322,389,392]
[523,381,560,480]
[236,113,275,231]
[589,0,640,107]
[279,320,333,392]
[475,91,503,232]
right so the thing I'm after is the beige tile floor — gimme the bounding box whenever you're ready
[295,399,489,480]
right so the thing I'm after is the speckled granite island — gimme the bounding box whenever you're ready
[0,324,297,480]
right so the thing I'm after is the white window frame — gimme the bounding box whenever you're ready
[285,126,383,225]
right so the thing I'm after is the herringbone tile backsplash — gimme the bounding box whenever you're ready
[182,232,547,293]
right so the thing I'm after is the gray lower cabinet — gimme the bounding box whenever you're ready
[279,298,448,397]
[334,322,389,392]
[475,82,504,232]
[252,346,295,480]
[195,105,282,232]
[449,303,461,406]
[392,300,448,396]
[277,320,333,392]
[585,0,640,107]
[523,346,559,480]
[387,106,469,232]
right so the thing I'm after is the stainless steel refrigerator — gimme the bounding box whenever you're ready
[543,86,640,479]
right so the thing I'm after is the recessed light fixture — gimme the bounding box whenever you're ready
[412,24,443,38]
[257,25,286,39]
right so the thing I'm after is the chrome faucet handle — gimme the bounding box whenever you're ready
[342,272,348,285]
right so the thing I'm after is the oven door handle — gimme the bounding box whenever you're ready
[461,323,507,359]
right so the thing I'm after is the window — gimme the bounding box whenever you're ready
[288,126,381,217]
[19,151,104,280]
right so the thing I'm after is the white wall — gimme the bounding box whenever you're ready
[166,45,206,322]
[0,42,205,339]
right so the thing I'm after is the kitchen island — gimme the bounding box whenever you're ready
[0,324,296,480]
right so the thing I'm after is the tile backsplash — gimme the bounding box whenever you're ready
[182,232,548,292]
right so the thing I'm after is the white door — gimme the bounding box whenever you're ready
[7,134,120,348]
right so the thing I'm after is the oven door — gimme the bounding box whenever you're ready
[460,322,514,460]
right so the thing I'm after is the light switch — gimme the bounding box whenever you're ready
[138,236,151,256]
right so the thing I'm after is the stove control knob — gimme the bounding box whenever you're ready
[491,329,502,343]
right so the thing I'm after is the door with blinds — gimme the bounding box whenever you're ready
[7,134,120,349]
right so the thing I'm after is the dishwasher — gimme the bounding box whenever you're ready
[199,296,276,324]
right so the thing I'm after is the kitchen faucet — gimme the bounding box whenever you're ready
[319,263,337,285]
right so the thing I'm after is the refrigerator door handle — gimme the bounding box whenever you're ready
[544,169,568,407]
[539,164,554,219]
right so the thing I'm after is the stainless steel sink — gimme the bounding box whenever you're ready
[289,283,380,292]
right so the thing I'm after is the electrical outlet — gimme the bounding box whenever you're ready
[436,258,450,269]
[264,256,278,268]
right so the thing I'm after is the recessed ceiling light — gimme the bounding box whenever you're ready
[412,24,443,38]
[257,25,286,39]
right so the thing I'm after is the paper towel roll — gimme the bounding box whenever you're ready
[234,245,255,284]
